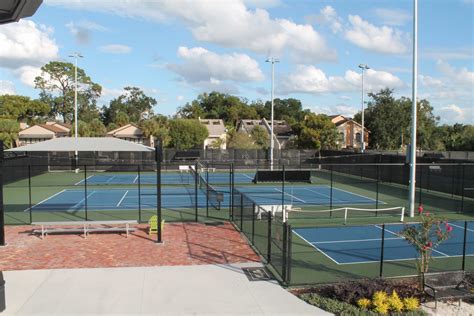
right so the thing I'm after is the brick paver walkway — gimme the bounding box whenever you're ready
[0,222,260,271]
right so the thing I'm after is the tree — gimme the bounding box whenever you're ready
[355,89,440,150]
[250,125,269,149]
[262,98,310,126]
[0,119,19,148]
[114,112,130,127]
[436,124,474,151]
[102,86,156,125]
[71,120,91,137]
[176,100,204,119]
[169,119,208,149]
[0,95,50,124]
[34,61,102,123]
[227,131,258,149]
[88,118,106,137]
[296,114,338,149]
[140,116,171,147]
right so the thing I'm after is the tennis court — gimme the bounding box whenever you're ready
[74,171,254,185]
[293,221,473,265]
[235,185,382,206]
[27,187,212,212]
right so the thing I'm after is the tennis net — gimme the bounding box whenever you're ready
[286,206,405,224]
[190,166,223,210]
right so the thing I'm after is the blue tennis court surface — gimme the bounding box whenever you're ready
[235,185,381,206]
[75,172,253,185]
[29,187,230,212]
[294,222,473,264]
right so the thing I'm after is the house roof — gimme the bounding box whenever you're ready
[7,137,154,152]
[39,124,69,133]
[106,124,144,137]
[267,120,293,137]
[330,115,370,132]
[199,118,226,137]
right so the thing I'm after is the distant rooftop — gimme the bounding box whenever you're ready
[7,137,154,152]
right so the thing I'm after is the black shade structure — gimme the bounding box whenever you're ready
[0,0,42,24]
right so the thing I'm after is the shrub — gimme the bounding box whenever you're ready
[387,291,404,312]
[403,297,420,311]
[357,298,371,310]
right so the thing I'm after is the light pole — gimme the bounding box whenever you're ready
[408,0,418,217]
[266,57,279,170]
[358,64,369,153]
[69,52,83,172]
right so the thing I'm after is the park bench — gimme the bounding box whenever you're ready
[32,220,138,239]
[423,270,474,309]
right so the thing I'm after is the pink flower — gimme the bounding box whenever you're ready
[426,241,433,248]
[447,225,453,232]
[418,205,424,214]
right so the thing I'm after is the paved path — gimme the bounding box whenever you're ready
[2,263,330,315]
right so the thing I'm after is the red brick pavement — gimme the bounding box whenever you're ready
[0,222,260,271]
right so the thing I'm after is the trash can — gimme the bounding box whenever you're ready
[0,271,5,312]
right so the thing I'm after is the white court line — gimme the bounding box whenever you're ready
[332,186,386,204]
[375,224,450,257]
[293,230,341,265]
[242,174,254,180]
[133,175,139,184]
[23,189,66,212]
[450,223,474,233]
[105,176,116,183]
[116,190,129,207]
[69,191,96,212]
[313,237,402,244]
[274,188,306,203]
[304,187,343,202]
[74,175,93,186]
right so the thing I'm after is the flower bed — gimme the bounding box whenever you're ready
[292,278,428,315]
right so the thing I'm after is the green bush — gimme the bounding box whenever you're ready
[299,293,428,316]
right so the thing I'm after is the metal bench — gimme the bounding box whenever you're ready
[423,270,474,309]
[32,220,138,239]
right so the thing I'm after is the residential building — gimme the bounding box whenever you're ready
[330,115,369,149]
[17,121,70,146]
[199,118,227,149]
[236,118,295,149]
[106,123,154,147]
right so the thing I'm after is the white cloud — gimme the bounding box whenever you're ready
[0,80,16,95]
[436,60,473,86]
[46,0,336,63]
[340,95,351,100]
[176,95,184,101]
[14,66,43,87]
[0,20,59,69]
[438,104,466,123]
[306,6,343,34]
[345,15,409,54]
[422,48,473,60]
[419,75,443,88]
[373,8,411,26]
[99,44,132,54]
[279,65,404,95]
[168,46,264,84]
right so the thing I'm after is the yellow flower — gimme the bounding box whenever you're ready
[403,297,420,311]
[387,291,404,312]
[372,291,390,314]
[357,298,371,310]
[373,302,390,314]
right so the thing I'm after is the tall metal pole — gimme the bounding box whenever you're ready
[266,57,279,170]
[408,0,418,218]
[69,53,82,173]
[358,64,369,153]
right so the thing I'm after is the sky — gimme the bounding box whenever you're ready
[0,0,472,124]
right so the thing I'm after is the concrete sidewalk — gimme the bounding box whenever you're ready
[2,263,330,315]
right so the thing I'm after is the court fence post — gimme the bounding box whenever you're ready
[286,224,292,284]
[229,163,232,220]
[330,165,334,213]
[0,140,5,246]
[282,221,288,283]
[155,145,163,243]
[251,202,255,244]
[282,165,285,213]
[84,165,88,221]
[267,211,272,263]
[376,164,380,213]
[28,165,32,224]
[462,221,468,271]
[240,194,244,230]
[230,163,234,221]
[206,162,209,218]
[195,162,198,222]
[460,165,465,213]
[137,165,141,223]
[418,164,423,206]
[379,223,385,278]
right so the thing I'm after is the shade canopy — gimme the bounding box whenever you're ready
[7,137,154,152]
